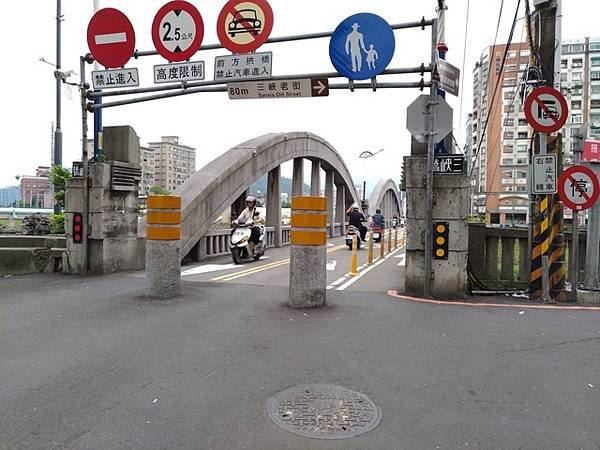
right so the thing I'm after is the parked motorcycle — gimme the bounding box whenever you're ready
[230,218,266,264]
[345,224,362,250]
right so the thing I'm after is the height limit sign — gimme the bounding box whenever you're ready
[532,154,557,194]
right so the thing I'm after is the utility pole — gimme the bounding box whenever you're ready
[93,0,103,161]
[530,0,566,301]
[53,0,63,214]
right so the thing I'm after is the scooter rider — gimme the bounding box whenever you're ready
[372,208,385,230]
[346,204,367,241]
[236,195,264,245]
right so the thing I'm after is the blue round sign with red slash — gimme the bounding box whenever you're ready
[217,0,274,54]
[558,165,600,211]
[152,0,205,62]
[524,86,569,133]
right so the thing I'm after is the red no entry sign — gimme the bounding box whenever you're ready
[152,1,204,62]
[217,0,274,54]
[524,86,568,133]
[558,165,600,211]
[87,8,136,69]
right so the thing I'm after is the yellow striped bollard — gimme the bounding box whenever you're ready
[368,228,374,265]
[349,235,359,276]
[387,227,392,253]
[145,195,181,299]
[380,228,385,259]
[289,196,328,308]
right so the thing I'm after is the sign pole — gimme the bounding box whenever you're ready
[570,129,583,300]
[424,18,438,298]
[80,56,89,275]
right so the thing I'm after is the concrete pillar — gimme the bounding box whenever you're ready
[289,196,327,308]
[335,184,345,236]
[325,170,335,238]
[310,160,321,196]
[146,195,181,299]
[292,158,304,196]
[267,166,282,247]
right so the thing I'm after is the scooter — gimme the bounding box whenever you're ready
[345,224,362,250]
[370,224,382,243]
[230,218,266,264]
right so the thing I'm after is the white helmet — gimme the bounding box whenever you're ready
[245,195,256,207]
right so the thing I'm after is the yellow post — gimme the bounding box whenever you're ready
[394,226,398,248]
[368,227,374,265]
[349,234,359,276]
[380,229,385,258]
[387,228,392,253]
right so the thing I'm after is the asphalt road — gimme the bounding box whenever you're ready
[1,240,600,449]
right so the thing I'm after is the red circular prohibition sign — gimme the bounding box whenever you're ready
[152,1,205,62]
[87,8,136,68]
[558,165,600,211]
[217,0,274,54]
[524,86,569,134]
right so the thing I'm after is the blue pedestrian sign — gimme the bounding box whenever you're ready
[329,13,395,81]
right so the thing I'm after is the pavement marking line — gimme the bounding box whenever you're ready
[182,263,238,276]
[213,243,347,282]
[336,246,403,291]
[387,290,600,311]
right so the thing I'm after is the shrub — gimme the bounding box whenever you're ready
[50,213,65,234]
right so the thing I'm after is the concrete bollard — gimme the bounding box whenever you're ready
[145,195,181,299]
[288,196,327,308]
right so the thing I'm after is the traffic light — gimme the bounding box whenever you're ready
[432,221,449,260]
[72,213,83,244]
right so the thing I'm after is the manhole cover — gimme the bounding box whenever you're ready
[266,384,382,439]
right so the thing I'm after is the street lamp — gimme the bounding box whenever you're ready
[358,148,384,204]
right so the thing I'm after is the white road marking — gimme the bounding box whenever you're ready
[181,263,237,276]
[326,243,334,247]
[326,260,338,271]
[95,32,127,45]
[329,275,347,287]
[396,254,406,266]
[336,246,403,291]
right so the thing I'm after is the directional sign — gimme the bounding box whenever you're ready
[406,95,453,144]
[433,59,460,96]
[214,52,272,82]
[154,61,204,84]
[92,68,139,89]
[433,155,465,175]
[87,8,135,69]
[217,0,274,54]
[227,78,329,100]
[558,165,600,211]
[582,139,600,163]
[532,154,557,194]
[152,1,204,62]
[524,86,569,133]
[329,13,395,81]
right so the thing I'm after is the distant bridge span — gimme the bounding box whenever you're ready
[368,178,402,228]
[176,132,361,258]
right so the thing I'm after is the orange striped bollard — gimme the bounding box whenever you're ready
[288,196,327,308]
[146,195,181,299]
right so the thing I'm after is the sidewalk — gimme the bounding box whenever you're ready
[1,273,599,449]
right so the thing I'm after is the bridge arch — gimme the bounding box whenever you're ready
[175,132,361,258]
[368,178,402,228]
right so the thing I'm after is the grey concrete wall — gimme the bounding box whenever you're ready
[288,245,326,308]
[103,126,140,165]
[266,166,282,247]
[405,156,469,299]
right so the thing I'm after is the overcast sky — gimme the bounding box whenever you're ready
[1,0,598,193]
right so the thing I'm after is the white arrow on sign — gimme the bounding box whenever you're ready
[312,80,327,95]
[326,260,338,271]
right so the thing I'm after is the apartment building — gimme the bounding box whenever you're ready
[139,145,155,195]
[20,166,53,208]
[148,136,196,192]
[471,42,531,225]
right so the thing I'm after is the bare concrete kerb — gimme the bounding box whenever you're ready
[288,196,328,308]
[145,195,182,299]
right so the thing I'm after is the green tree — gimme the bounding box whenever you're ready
[49,165,72,208]
[148,185,171,195]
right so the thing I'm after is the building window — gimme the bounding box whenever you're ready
[591,85,600,94]
[517,132,528,140]
[571,114,582,124]
[572,58,583,68]
[572,72,583,81]
[503,145,514,153]
[561,59,568,69]
[560,73,568,82]
[571,100,582,110]
[591,99,600,109]
[518,118,528,126]
[516,158,527,165]
[592,71,600,81]
[504,131,514,140]
[517,144,527,153]
[590,43,600,51]
[501,159,513,166]
[504,117,514,126]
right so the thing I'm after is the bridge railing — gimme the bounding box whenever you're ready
[197,223,344,260]
[468,223,590,290]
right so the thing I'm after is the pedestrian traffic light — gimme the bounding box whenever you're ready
[72,213,83,244]
[432,221,449,260]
